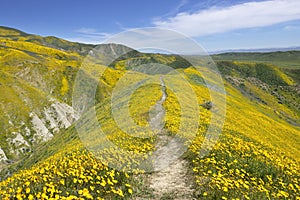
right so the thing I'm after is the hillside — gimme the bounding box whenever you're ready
[0,26,299,199]
[217,61,300,126]
[212,51,300,68]
[0,26,112,167]
[0,26,196,170]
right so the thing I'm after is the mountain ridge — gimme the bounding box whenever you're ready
[210,46,300,54]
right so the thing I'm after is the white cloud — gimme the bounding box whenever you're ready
[67,28,114,44]
[76,28,113,38]
[153,0,300,37]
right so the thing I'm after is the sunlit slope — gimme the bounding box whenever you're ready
[0,26,118,106]
[0,28,82,165]
[218,61,300,126]
[0,70,50,160]
[0,27,82,104]
[0,26,95,55]
[224,83,300,158]
[0,67,163,199]
[162,66,300,160]
[163,67,300,199]
[0,63,299,199]
[0,26,299,199]
[0,25,192,171]
[0,26,122,167]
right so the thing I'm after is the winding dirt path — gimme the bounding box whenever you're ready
[146,76,194,199]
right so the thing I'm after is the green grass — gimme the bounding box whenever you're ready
[212,51,300,69]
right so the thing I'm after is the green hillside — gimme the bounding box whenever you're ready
[0,26,112,167]
[213,51,300,68]
[0,26,95,55]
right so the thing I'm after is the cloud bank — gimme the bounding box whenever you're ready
[153,0,300,37]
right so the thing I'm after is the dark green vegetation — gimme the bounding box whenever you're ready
[217,61,300,126]
[213,51,300,68]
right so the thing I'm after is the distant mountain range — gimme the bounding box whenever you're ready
[210,46,300,54]
[212,50,300,69]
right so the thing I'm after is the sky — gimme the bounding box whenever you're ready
[1,0,300,52]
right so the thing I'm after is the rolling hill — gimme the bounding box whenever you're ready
[0,26,299,199]
[212,51,300,68]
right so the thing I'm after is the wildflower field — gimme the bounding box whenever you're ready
[0,29,299,199]
[1,63,299,199]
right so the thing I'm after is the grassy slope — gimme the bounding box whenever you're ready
[0,26,299,199]
[0,26,114,165]
[0,26,95,55]
[212,51,300,68]
[0,26,83,104]
[163,67,300,199]
[1,63,299,199]
[0,70,51,158]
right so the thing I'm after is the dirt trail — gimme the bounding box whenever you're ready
[145,76,194,200]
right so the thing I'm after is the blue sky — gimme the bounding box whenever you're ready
[1,0,300,51]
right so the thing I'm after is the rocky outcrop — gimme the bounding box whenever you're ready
[0,148,8,162]
[7,132,30,155]
[2,99,80,166]
[30,99,80,142]
[30,112,53,142]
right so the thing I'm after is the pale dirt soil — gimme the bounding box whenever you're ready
[135,77,195,200]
